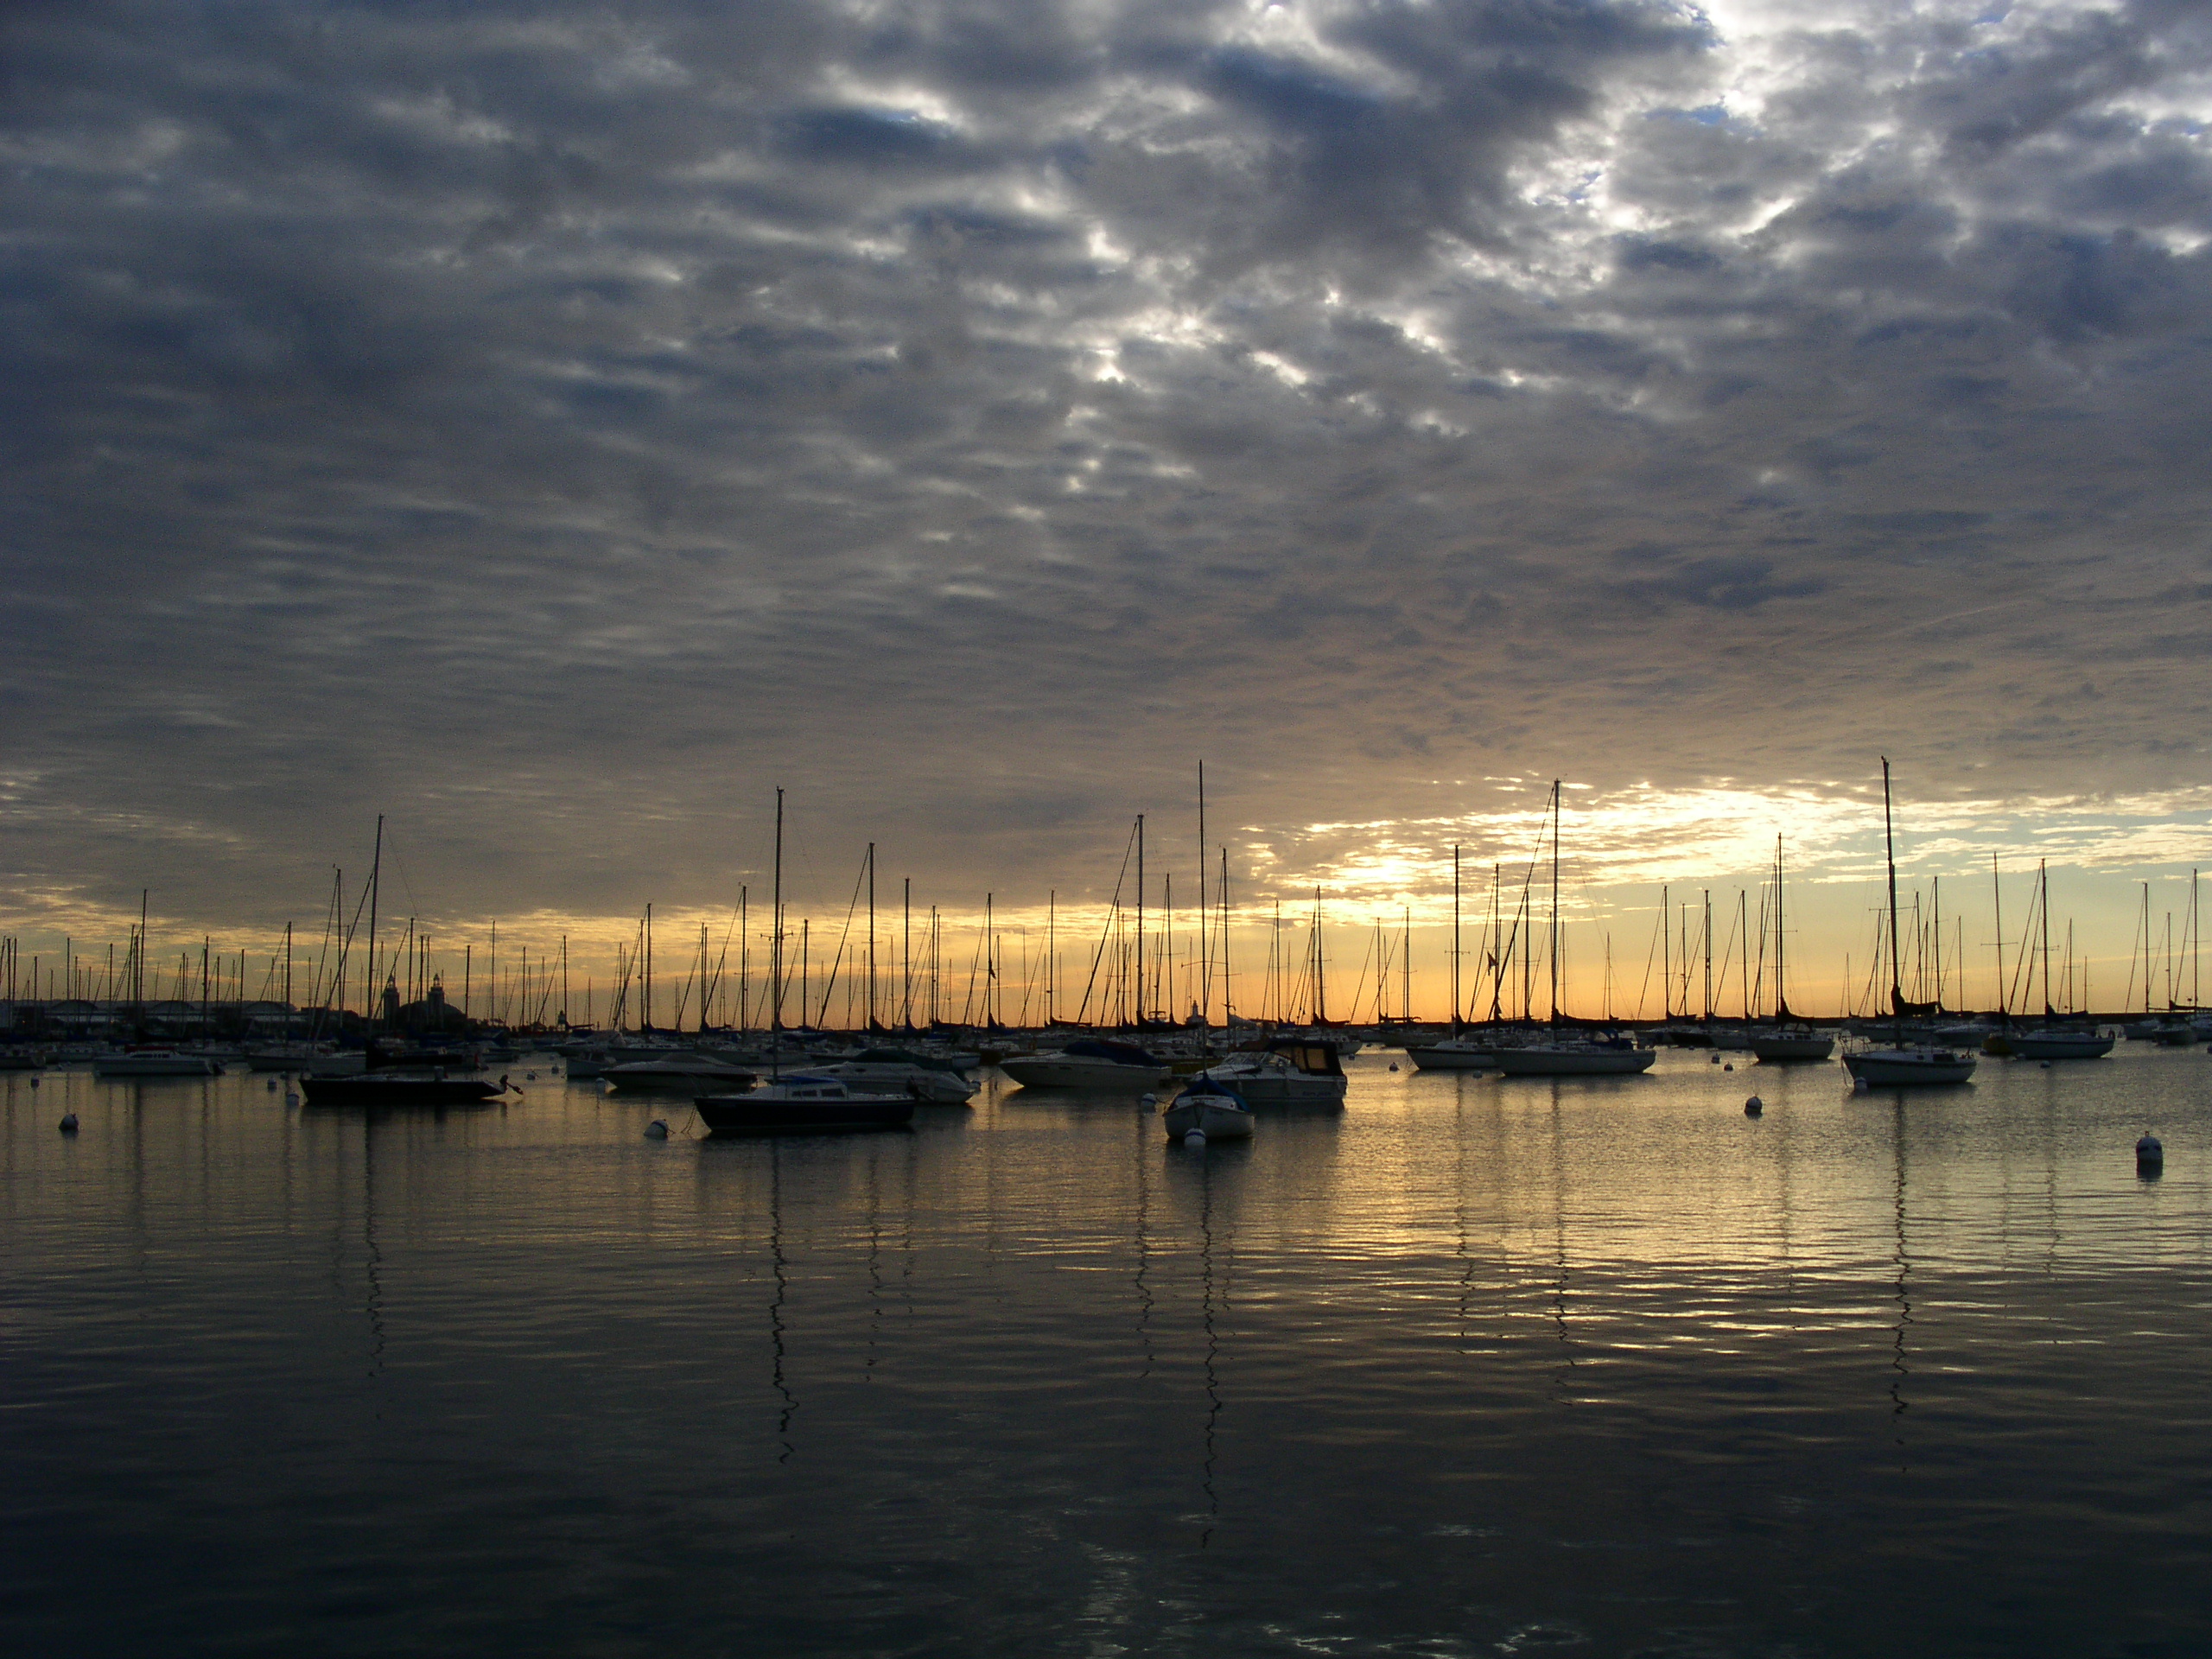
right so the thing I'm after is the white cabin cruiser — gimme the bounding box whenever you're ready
[1198,1040,1348,1106]
[997,1039,1173,1090]
[813,1047,977,1103]
[604,1052,759,1093]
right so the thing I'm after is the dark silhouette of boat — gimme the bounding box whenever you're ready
[693,1077,913,1135]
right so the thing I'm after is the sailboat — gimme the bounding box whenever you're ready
[1749,836,1834,1062]
[695,791,915,1134]
[1841,761,1977,1086]
[1489,781,1656,1077]
[1999,860,2114,1060]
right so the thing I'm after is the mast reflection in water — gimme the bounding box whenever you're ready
[3,1046,2209,1656]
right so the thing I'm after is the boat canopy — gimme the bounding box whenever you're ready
[1262,1039,1345,1077]
[1064,1039,1162,1066]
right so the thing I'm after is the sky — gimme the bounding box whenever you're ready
[3,0,2210,1017]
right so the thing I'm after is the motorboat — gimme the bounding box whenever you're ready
[301,1071,514,1106]
[996,1039,1172,1090]
[813,1047,976,1103]
[604,1052,758,1093]
[245,1044,327,1071]
[1162,1076,1255,1141]
[1749,1026,1835,1063]
[1842,1045,1977,1085]
[1491,1039,1656,1077]
[2003,1027,2115,1060]
[1198,1040,1348,1106]
[93,1048,223,1077]
[1404,1036,1501,1071]
[693,1076,914,1135]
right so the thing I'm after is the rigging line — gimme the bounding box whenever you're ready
[1075,817,1141,1026]
[810,849,873,1028]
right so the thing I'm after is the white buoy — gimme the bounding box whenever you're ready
[267,1077,278,1091]
[1140,1092,1157,1114]
[1184,1128,1206,1148]
[1853,1075,1870,1094]
[1745,1095,1763,1116]
[526,1071,537,1080]
[1709,1052,1721,1065]
[645,1119,670,1140]
[59,1112,78,1133]
[285,1090,299,1107]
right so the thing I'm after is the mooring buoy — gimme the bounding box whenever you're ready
[1184,1128,1206,1148]
[1745,1096,1763,1116]
[645,1119,670,1140]
[59,1112,78,1134]
[2137,1134,2164,1170]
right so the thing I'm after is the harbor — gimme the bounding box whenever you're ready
[6,1039,2209,1655]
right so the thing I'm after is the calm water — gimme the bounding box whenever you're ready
[4,1045,2209,1657]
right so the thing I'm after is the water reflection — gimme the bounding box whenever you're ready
[5,1047,2210,1657]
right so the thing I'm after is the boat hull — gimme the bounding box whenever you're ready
[693,1094,914,1134]
[1162,1097,1255,1140]
[1405,1045,1499,1071]
[996,1057,1170,1090]
[1843,1050,1976,1085]
[604,1063,758,1093]
[2005,1032,2115,1060]
[300,1076,506,1105]
[1491,1046,1656,1077]
[1750,1034,1835,1062]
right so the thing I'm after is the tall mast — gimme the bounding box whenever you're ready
[2039,858,2052,1020]
[1313,887,1326,1023]
[1882,759,1904,1028]
[1451,843,1462,1028]
[1046,890,1056,1026]
[1548,779,1561,1024]
[366,816,383,1028]
[1218,848,1231,1027]
[1739,889,1751,1021]
[902,877,912,1027]
[1701,888,1713,1022]
[1135,815,1145,1023]
[1932,876,1943,1011]
[1661,887,1670,1022]
[867,843,876,1030]
[771,788,785,1041]
[1774,838,1786,1020]
[1197,762,1208,1027]
[1992,854,2005,1019]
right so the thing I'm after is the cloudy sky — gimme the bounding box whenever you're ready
[4,0,2210,1014]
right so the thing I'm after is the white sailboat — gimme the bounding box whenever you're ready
[1488,781,1656,1078]
[1749,836,1835,1063]
[1842,760,1977,1088]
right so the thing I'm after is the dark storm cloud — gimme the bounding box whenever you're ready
[2,0,2210,944]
